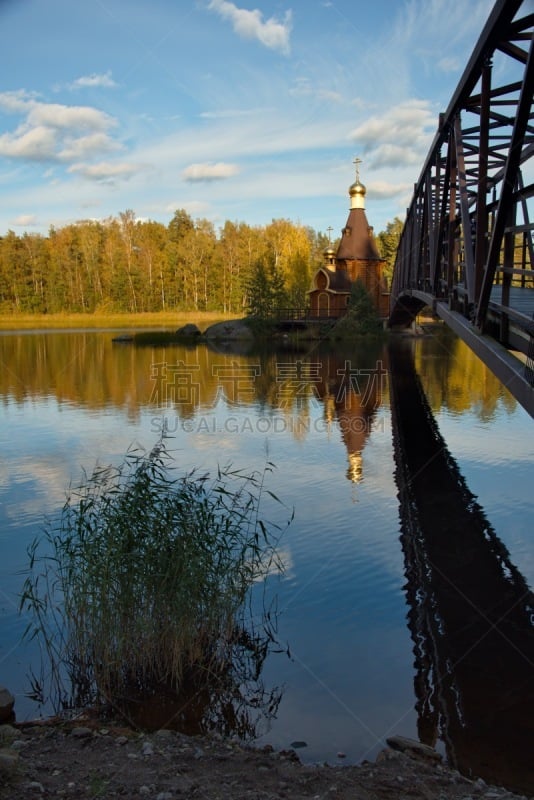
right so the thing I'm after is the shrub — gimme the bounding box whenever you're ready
[20,442,289,732]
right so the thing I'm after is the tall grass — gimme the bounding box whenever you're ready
[0,311,230,330]
[20,441,289,733]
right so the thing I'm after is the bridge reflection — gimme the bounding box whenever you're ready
[389,338,534,794]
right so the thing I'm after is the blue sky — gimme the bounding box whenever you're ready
[0,0,496,237]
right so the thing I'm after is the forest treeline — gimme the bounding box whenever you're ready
[0,210,403,315]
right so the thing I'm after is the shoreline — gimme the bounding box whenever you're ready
[1,717,531,800]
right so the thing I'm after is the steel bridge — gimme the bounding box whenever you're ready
[389,0,534,417]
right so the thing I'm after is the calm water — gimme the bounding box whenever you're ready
[0,327,532,791]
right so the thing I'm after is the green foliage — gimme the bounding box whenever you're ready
[20,442,289,729]
[376,216,404,288]
[331,280,383,338]
[245,254,288,318]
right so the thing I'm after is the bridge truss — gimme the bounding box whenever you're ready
[389,0,534,416]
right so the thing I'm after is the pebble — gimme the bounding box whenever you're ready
[142,741,155,756]
[156,793,173,800]
[116,735,129,745]
[28,781,45,793]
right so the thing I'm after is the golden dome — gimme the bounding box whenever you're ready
[349,178,366,198]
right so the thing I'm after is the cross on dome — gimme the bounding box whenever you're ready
[353,156,362,182]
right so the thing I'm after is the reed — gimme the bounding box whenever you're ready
[20,441,288,725]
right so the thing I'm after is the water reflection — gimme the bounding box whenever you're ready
[1,329,531,780]
[312,348,387,483]
[389,339,534,794]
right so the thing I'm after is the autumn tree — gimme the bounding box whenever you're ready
[377,217,404,289]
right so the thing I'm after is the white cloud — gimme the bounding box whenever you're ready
[0,125,57,160]
[12,213,38,227]
[58,132,122,161]
[27,103,115,132]
[0,90,36,114]
[182,162,240,182]
[0,91,121,165]
[207,0,292,55]
[367,181,412,200]
[349,100,436,168]
[68,71,118,90]
[289,78,343,104]
[367,144,423,169]
[68,161,140,182]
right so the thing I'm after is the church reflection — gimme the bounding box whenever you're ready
[314,346,387,483]
[389,339,534,794]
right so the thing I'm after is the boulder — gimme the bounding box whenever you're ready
[203,320,253,341]
[0,687,15,723]
[176,323,201,337]
[386,735,442,763]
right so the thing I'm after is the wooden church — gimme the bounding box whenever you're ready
[308,162,390,319]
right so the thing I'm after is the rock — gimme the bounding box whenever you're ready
[203,319,253,341]
[0,749,19,773]
[141,741,154,756]
[0,687,15,723]
[176,323,201,337]
[290,741,308,749]
[70,726,92,739]
[386,735,442,763]
[155,729,173,739]
[0,724,18,743]
[112,334,134,343]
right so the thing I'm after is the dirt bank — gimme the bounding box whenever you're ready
[0,718,530,800]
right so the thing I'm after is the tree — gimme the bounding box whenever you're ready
[246,257,273,318]
[377,217,404,289]
[333,280,382,337]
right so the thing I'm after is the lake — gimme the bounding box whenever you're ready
[0,325,532,792]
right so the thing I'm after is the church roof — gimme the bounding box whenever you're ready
[326,269,352,292]
[336,208,383,261]
[311,266,352,293]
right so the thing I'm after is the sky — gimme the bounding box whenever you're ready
[0,0,498,238]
